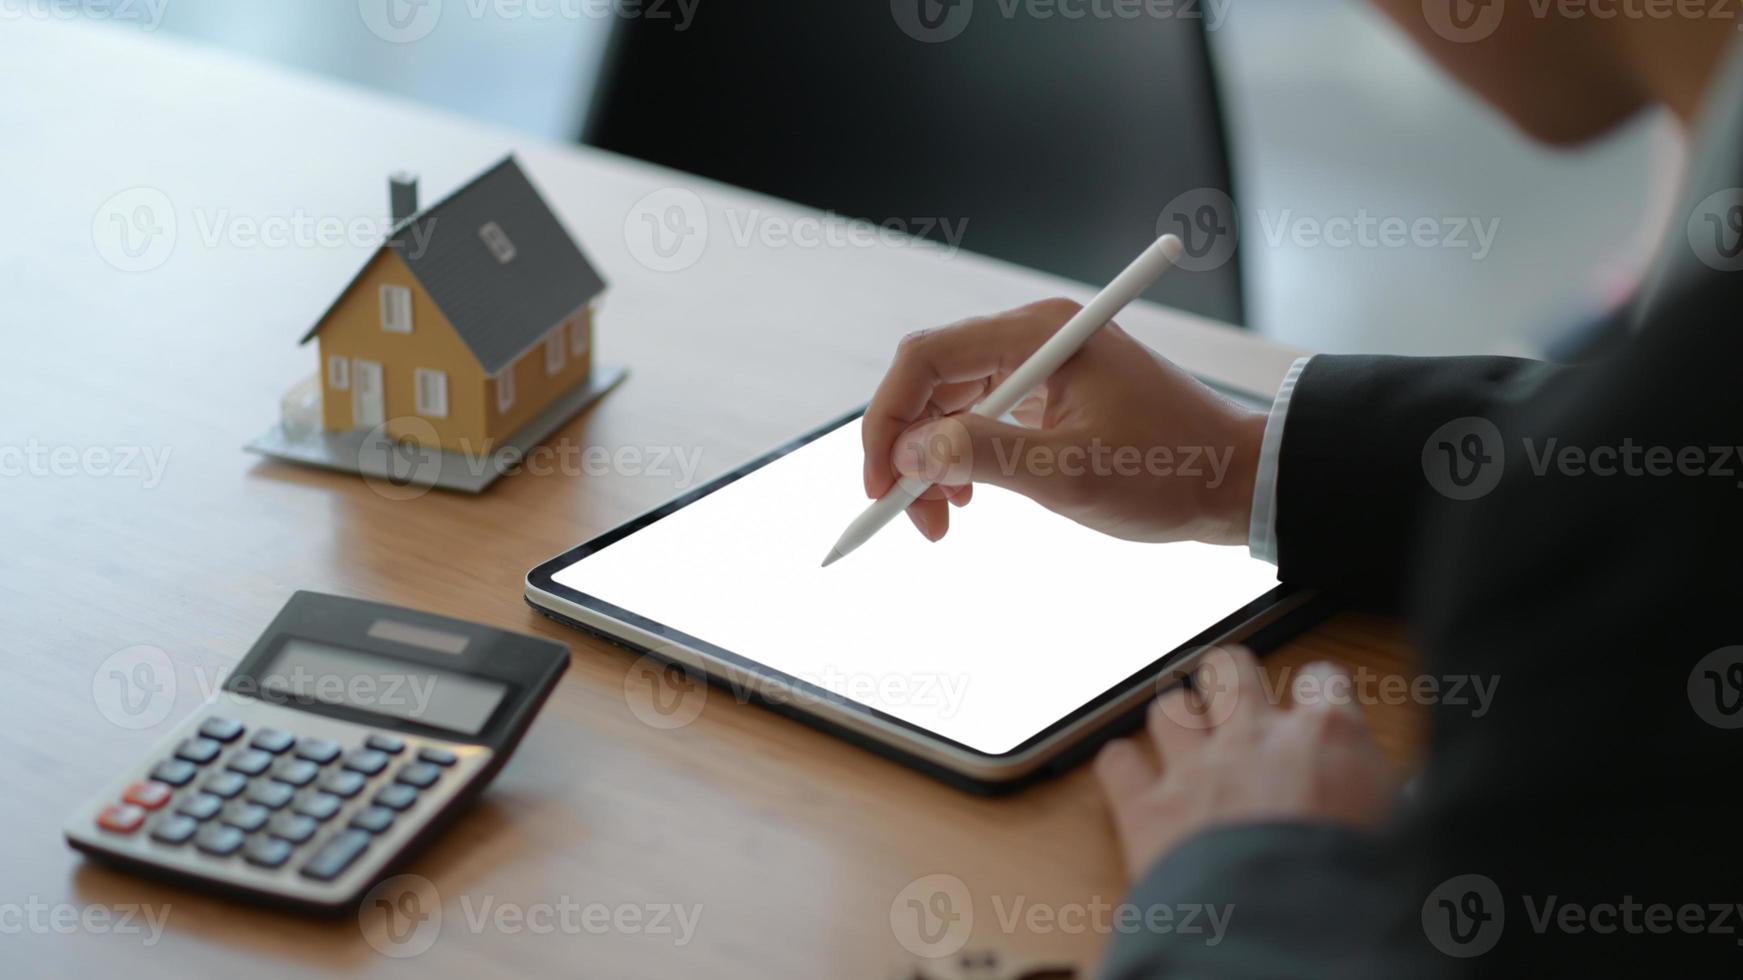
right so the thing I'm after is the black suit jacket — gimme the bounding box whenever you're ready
[1101,48,1743,980]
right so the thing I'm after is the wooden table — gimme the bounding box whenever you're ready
[0,19,1414,979]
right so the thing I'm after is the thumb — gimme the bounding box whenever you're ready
[891,415,1073,500]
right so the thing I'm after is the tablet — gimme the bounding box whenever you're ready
[525,411,1315,791]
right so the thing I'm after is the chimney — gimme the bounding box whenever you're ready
[389,172,419,225]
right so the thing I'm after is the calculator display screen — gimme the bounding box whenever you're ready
[260,639,508,735]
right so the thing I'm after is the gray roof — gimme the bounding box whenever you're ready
[302,155,606,375]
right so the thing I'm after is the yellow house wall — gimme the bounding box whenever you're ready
[315,250,486,452]
[485,303,595,442]
[312,249,597,454]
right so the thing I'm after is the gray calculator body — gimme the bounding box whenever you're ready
[65,592,569,912]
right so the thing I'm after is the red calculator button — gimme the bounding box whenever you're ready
[96,803,146,833]
[122,781,174,810]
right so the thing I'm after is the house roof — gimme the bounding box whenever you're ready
[300,155,606,375]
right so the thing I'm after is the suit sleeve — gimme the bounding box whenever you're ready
[1097,822,1415,980]
[1272,354,1566,603]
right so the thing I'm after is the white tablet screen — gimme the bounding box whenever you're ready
[552,419,1280,755]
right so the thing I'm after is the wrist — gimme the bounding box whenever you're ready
[1202,409,1266,546]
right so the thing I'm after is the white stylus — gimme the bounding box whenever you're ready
[822,233,1186,568]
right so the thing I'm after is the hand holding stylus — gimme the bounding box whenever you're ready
[837,234,1270,563]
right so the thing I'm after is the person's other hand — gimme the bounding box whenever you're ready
[862,299,1267,544]
[1094,649,1398,880]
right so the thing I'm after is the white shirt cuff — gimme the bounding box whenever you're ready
[1247,355,1312,565]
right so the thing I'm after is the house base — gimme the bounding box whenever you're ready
[245,363,629,494]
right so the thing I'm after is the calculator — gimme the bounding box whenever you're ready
[65,591,570,912]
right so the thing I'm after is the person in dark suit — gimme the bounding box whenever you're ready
[860,6,1743,976]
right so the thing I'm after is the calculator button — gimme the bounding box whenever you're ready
[293,792,343,822]
[246,780,295,810]
[373,784,419,812]
[149,814,199,845]
[341,749,389,776]
[96,803,146,834]
[201,771,247,799]
[349,806,395,834]
[219,801,269,833]
[197,716,244,742]
[365,734,405,755]
[175,793,223,821]
[150,759,197,787]
[249,729,295,754]
[416,746,458,767]
[319,770,367,799]
[226,749,272,776]
[301,829,370,881]
[195,823,245,856]
[174,738,222,765]
[243,835,294,869]
[270,758,320,787]
[293,738,342,765]
[394,763,441,789]
[267,812,317,844]
[122,781,174,810]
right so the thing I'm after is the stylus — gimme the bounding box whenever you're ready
[822,232,1187,567]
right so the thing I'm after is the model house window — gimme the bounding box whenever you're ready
[479,221,516,264]
[544,326,565,376]
[380,284,414,333]
[570,316,590,357]
[414,368,449,419]
[495,366,515,413]
[327,355,350,390]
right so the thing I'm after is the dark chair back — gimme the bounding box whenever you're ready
[584,3,1243,323]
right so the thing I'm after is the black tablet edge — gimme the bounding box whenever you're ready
[525,590,1337,796]
[526,405,1329,792]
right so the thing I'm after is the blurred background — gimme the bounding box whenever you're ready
[60,0,1681,357]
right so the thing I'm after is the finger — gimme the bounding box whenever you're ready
[1094,737,1157,812]
[1147,689,1206,768]
[1215,646,1268,729]
[1010,387,1049,428]
[945,482,973,508]
[929,378,992,417]
[1148,645,1255,749]
[890,413,1080,502]
[1291,660,1362,718]
[905,496,949,542]
[863,310,1064,498]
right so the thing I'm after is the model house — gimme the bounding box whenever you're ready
[300,156,606,454]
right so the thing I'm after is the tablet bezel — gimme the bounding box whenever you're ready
[525,409,1314,790]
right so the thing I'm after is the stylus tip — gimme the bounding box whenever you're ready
[821,548,844,568]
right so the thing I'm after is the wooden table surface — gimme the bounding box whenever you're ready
[0,19,1415,979]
